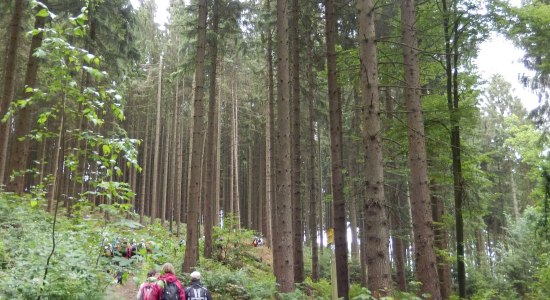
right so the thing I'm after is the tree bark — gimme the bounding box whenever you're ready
[151,55,163,222]
[183,0,207,273]
[204,0,219,258]
[273,0,295,292]
[326,0,349,297]
[289,0,304,284]
[357,0,392,295]
[401,0,441,298]
[431,185,452,299]
[0,0,24,185]
[307,54,319,282]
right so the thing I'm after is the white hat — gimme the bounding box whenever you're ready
[190,271,201,280]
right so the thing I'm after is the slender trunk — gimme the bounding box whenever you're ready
[151,56,164,222]
[140,108,151,224]
[326,0,349,297]
[48,92,66,213]
[265,0,275,247]
[231,76,241,226]
[509,164,519,219]
[0,0,24,185]
[273,0,295,292]
[161,117,171,225]
[307,56,319,282]
[401,0,441,298]
[183,0,207,273]
[247,146,253,228]
[7,10,47,193]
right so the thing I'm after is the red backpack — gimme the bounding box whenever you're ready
[139,282,157,300]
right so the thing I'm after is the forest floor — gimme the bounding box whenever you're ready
[104,278,138,300]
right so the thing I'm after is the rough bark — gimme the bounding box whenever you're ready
[431,185,452,299]
[401,0,441,298]
[326,0,349,297]
[183,0,207,273]
[273,0,295,292]
[289,0,304,284]
[357,0,392,294]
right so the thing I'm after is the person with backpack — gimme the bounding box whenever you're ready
[137,269,161,300]
[157,263,186,300]
[185,271,212,300]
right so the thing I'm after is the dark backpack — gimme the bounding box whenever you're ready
[161,281,181,300]
[139,282,156,300]
[186,286,207,300]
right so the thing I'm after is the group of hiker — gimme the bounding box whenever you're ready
[103,237,153,259]
[137,263,212,300]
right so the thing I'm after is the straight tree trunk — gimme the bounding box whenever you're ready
[183,0,207,273]
[264,0,275,247]
[247,146,253,228]
[162,117,171,225]
[307,55,319,282]
[326,0,349,297]
[176,79,185,236]
[231,76,241,226]
[48,94,66,213]
[273,0,295,292]
[289,0,304,284]
[7,9,47,193]
[0,0,24,185]
[204,0,219,258]
[441,0,466,296]
[140,105,151,224]
[401,0,441,298]
[357,0,392,295]
[151,55,163,222]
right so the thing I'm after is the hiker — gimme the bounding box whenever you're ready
[137,270,161,300]
[185,271,212,300]
[157,263,186,300]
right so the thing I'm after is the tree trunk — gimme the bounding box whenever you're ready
[151,55,163,222]
[289,0,304,284]
[264,0,275,247]
[183,0,207,273]
[7,9,47,193]
[176,79,185,236]
[401,0,441,298]
[307,55,319,282]
[273,0,295,292]
[203,0,219,258]
[231,76,241,226]
[357,0,392,295]
[140,104,151,224]
[162,117,171,225]
[0,0,24,185]
[48,94,66,213]
[325,0,349,297]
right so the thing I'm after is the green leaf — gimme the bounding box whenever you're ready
[36,9,49,18]
[102,144,111,156]
[30,200,38,208]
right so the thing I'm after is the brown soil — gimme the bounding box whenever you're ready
[104,278,139,300]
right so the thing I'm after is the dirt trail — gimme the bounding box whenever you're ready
[104,278,138,300]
